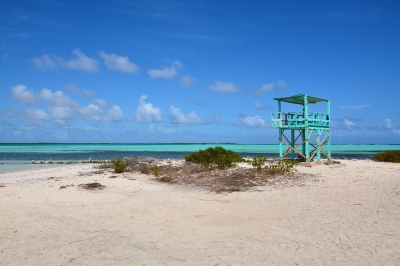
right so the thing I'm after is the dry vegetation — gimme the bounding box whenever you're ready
[98,156,318,193]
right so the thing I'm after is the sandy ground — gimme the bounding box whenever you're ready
[0,160,399,265]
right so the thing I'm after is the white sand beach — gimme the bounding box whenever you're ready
[1,160,399,265]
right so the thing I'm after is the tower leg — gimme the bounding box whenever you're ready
[327,129,331,160]
[279,128,283,158]
[305,129,310,162]
[302,129,305,161]
[317,129,321,162]
[291,129,295,160]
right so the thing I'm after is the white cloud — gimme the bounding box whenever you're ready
[208,81,239,93]
[105,105,123,121]
[276,79,287,88]
[147,124,156,134]
[40,88,76,107]
[340,104,371,109]
[99,51,140,73]
[11,84,37,106]
[169,106,203,124]
[237,115,268,128]
[135,95,162,122]
[12,86,123,123]
[257,83,275,95]
[146,124,163,134]
[92,98,108,109]
[256,80,287,95]
[343,118,356,130]
[382,118,392,129]
[79,103,123,122]
[253,102,269,110]
[180,75,196,88]
[25,108,50,120]
[80,104,103,120]
[48,106,75,120]
[147,61,182,79]
[31,49,98,71]
[31,54,56,69]
[60,49,98,71]
[392,129,400,136]
[64,85,95,97]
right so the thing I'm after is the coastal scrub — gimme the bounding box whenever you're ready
[184,146,243,169]
[372,150,400,163]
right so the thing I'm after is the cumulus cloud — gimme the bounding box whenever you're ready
[381,118,392,129]
[147,61,182,79]
[92,98,108,109]
[11,86,123,123]
[48,106,75,120]
[64,85,95,97]
[237,115,268,128]
[40,88,76,107]
[257,83,275,95]
[25,108,50,120]
[180,75,196,88]
[31,54,56,69]
[79,104,123,122]
[253,102,269,110]
[135,95,162,122]
[208,81,239,93]
[342,118,356,130]
[60,49,98,71]
[169,106,203,124]
[11,84,37,106]
[104,105,123,121]
[99,51,140,73]
[146,124,163,134]
[31,49,98,71]
[256,80,287,95]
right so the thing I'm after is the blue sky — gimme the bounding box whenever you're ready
[1,0,399,144]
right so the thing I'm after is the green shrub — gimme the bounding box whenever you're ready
[140,166,149,174]
[251,155,268,171]
[111,158,126,173]
[264,159,297,175]
[372,150,400,163]
[151,165,160,177]
[184,146,243,169]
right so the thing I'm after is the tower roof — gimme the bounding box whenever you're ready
[273,94,328,104]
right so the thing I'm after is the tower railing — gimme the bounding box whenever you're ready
[271,112,330,128]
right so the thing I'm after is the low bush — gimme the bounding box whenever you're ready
[264,159,297,175]
[184,146,243,169]
[251,155,268,171]
[372,150,400,163]
[140,166,149,174]
[111,158,126,173]
[151,165,160,177]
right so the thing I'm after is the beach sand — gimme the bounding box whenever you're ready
[0,160,399,265]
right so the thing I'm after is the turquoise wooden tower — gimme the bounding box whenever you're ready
[271,94,331,162]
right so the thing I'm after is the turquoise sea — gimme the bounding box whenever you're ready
[1,143,399,173]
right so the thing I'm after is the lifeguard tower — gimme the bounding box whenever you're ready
[271,94,331,162]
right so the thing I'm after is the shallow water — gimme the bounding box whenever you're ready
[0,143,399,173]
